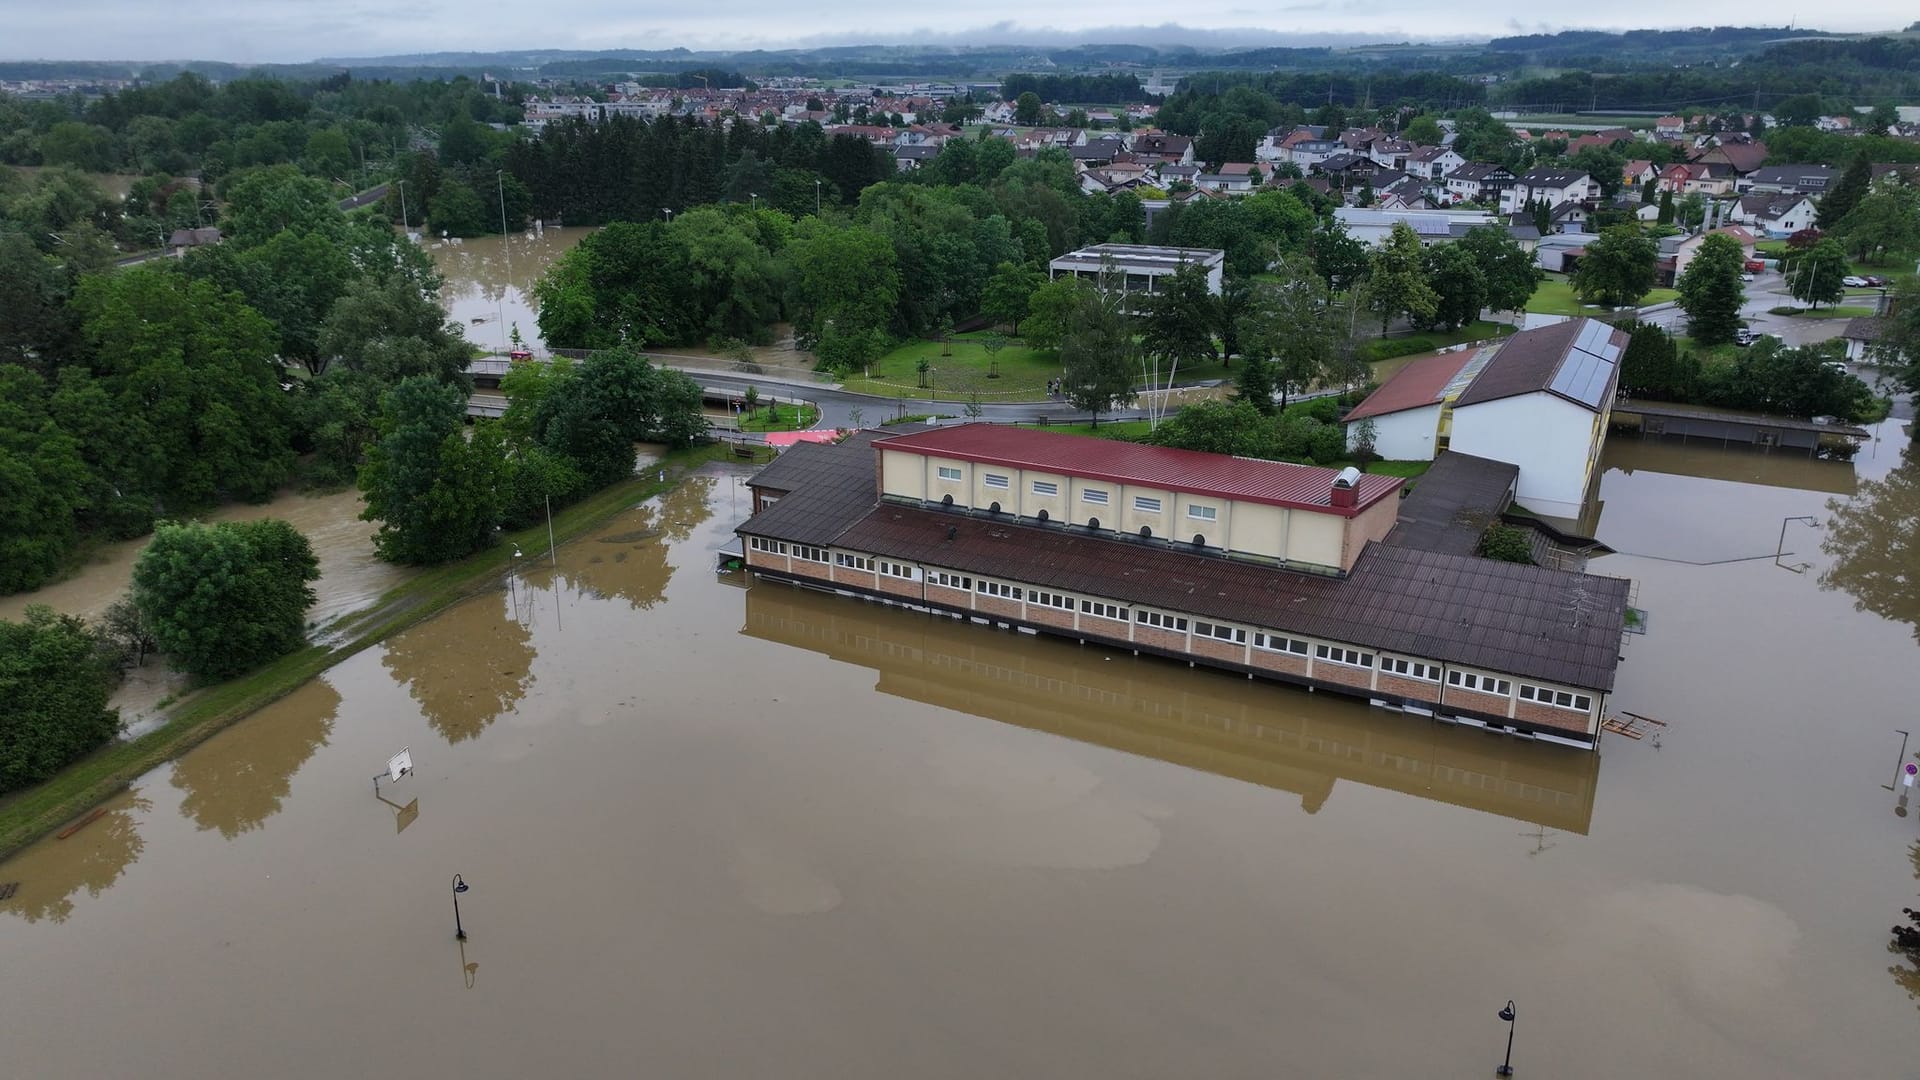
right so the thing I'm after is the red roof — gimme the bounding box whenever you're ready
[873,423,1402,517]
[1344,349,1476,422]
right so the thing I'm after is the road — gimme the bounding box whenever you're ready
[1632,266,1880,349]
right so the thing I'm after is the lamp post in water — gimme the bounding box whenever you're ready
[452,874,471,941]
[1496,1000,1517,1077]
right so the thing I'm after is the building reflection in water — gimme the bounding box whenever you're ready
[0,797,150,924]
[741,583,1600,834]
[1823,441,1920,645]
[563,476,713,612]
[171,677,339,838]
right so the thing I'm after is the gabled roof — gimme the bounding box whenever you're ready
[1453,319,1626,412]
[873,423,1402,516]
[1447,163,1514,182]
[1517,168,1591,188]
[1344,348,1477,421]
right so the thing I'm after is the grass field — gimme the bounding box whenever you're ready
[0,443,745,863]
[1527,275,1678,316]
[1776,305,1875,320]
[838,331,1243,402]
[1363,320,1513,362]
[737,403,820,431]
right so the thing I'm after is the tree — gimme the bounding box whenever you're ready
[1572,224,1658,308]
[1420,243,1488,331]
[131,519,320,681]
[358,376,503,565]
[1403,115,1444,146]
[1822,443,1920,644]
[1871,278,1920,405]
[535,349,708,486]
[1835,180,1920,264]
[1787,238,1848,310]
[981,261,1042,334]
[1014,92,1044,126]
[1457,226,1542,315]
[1021,276,1086,353]
[1234,264,1353,412]
[96,593,158,672]
[1149,400,1270,456]
[318,276,472,383]
[0,365,90,593]
[785,223,899,359]
[1308,223,1370,292]
[1140,263,1220,375]
[0,606,119,794]
[1615,321,1696,400]
[1478,524,1535,564]
[1362,222,1439,332]
[1816,154,1872,230]
[1676,232,1747,346]
[427,179,489,238]
[1058,287,1137,426]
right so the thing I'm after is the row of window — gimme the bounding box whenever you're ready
[801,545,1591,710]
[928,468,1215,521]
[1520,684,1594,712]
[749,537,788,555]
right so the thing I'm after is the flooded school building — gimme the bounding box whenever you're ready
[736,423,1631,750]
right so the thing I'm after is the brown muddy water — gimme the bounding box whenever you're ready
[428,226,589,353]
[4,426,1919,1077]
[0,488,411,735]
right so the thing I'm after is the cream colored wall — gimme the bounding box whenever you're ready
[1116,484,1175,536]
[1226,501,1286,557]
[880,449,926,500]
[1341,496,1401,569]
[1067,476,1121,526]
[1287,511,1346,569]
[1172,492,1228,547]
[1020,468,1071,521]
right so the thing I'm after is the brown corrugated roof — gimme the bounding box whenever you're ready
[874,423,1402,516]
[1452,319,1626,411]
[1345,349,1476,422]
[831,505,1628,691]
[742,427,927,544]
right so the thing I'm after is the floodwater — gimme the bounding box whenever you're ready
[4,426,1920,1075]
[427,226,590,354]
[0,488,410,734]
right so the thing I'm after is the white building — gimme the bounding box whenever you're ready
[1048,244,1225,299]
[1346,320,1627,518]
[1332,207,1498,247]
[1501,168,1595,215]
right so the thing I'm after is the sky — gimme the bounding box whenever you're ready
[4,2,1912,64]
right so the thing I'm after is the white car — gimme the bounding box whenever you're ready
[1842,276,1868,287]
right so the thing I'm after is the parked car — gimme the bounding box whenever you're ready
[1744,259,1766,273]
[1862,275,1888,287]
[1741,272,1756,282]
[1734,329,1775,347]
[1842,276,1868,287]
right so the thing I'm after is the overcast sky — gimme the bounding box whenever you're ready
[5,3,1911,64]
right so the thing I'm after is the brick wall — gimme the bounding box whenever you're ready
[1027,605,1077,632]
[975,594,1023,620]
[924,583,973,611]
[1190,636,1247,666]
[1314,662,1375,692]
[1131,625,1188,653]
[832,566,878,591]
[1376,674,1442,704]
[787,558,834,584]
[877,575,921,601]
[1443,687,1514,719]
[1249,648,1310,678]
[1512,700,1593,735]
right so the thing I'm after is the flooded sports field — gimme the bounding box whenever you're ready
[3,416,1918,1077]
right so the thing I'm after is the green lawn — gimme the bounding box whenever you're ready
[737,403,820,431]
[1777,305,1875,320]
[838,331,1246,403]
[1363,320,1513,362]
[1527,275,1678,316]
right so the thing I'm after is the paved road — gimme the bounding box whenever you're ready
[1634,268,1880,349]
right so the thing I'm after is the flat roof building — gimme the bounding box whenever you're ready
[1048,243,1225,298]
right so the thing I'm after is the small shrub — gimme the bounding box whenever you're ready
[1478,523,1535,564]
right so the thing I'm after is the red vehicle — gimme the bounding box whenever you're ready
[1743,259,1766,273]
[508,349,534,362]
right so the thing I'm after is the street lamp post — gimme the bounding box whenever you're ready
[396,179,408,234]
[1496,1000,1517,1077]
[662,207,674,224]
[451,874,471,940]
[814,178,821,216]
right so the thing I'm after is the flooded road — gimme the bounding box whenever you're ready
[427,227,589,354]
[3,434,1919,1076]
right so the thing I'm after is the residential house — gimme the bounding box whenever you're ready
[1690,137,1769,179]
[1407,145,1467,182]
[1048,243,1226,300]
[1620,160,1658,191]
[1815,115,1855,133]
[1841,317,1889,363]
[1501,168,1595,215]
[891,144,940,171]
[1367,139,1415,171]
[1566,128,1635,156]
[1332,207,1498,246]
[167,226,221,254]
[1445,163,1517,205]
[1654,116,1687,136]
[1376,175,1435,210]
[1669,226,1757,282]
[1729,194,1816,237]
[1739,164,1835,197]
[1346,319,1628,518]
[1130,133,1195,165]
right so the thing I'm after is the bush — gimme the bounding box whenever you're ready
[132,519,321,681]
[1478,523,1535,564]
[0,606,120,794]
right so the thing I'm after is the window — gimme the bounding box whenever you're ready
[1187,504,1217,522]
[1031,480,1059,497]
[879,561,918,580]
[1082,488,1109,506]
[1080,599,1125,620]
[835,553,872,572]
[1520,685,1593,712]
[1447,671,1512,696]
[937,466,963,482]
[983,473,1010,490]
[928,570,972,590]
[1133,496,1162,514]
[1380,658,1439,681]
[1194,621,1245,644]
[794,545,828,563]
[1030,590,1074,611]
[1136,610,1189,632]
[1315,644,1374,668]
[749,537,788,555]
[1254,633,1309,655]
[978,580,1024,600]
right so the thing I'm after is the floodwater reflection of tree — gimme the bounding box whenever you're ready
[171,677,338,838]
[0,797,150,924]
[565,476,714,610]
[1821,443,1920,644]
[380,591,536,744]
[1891,842,1920,1010]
